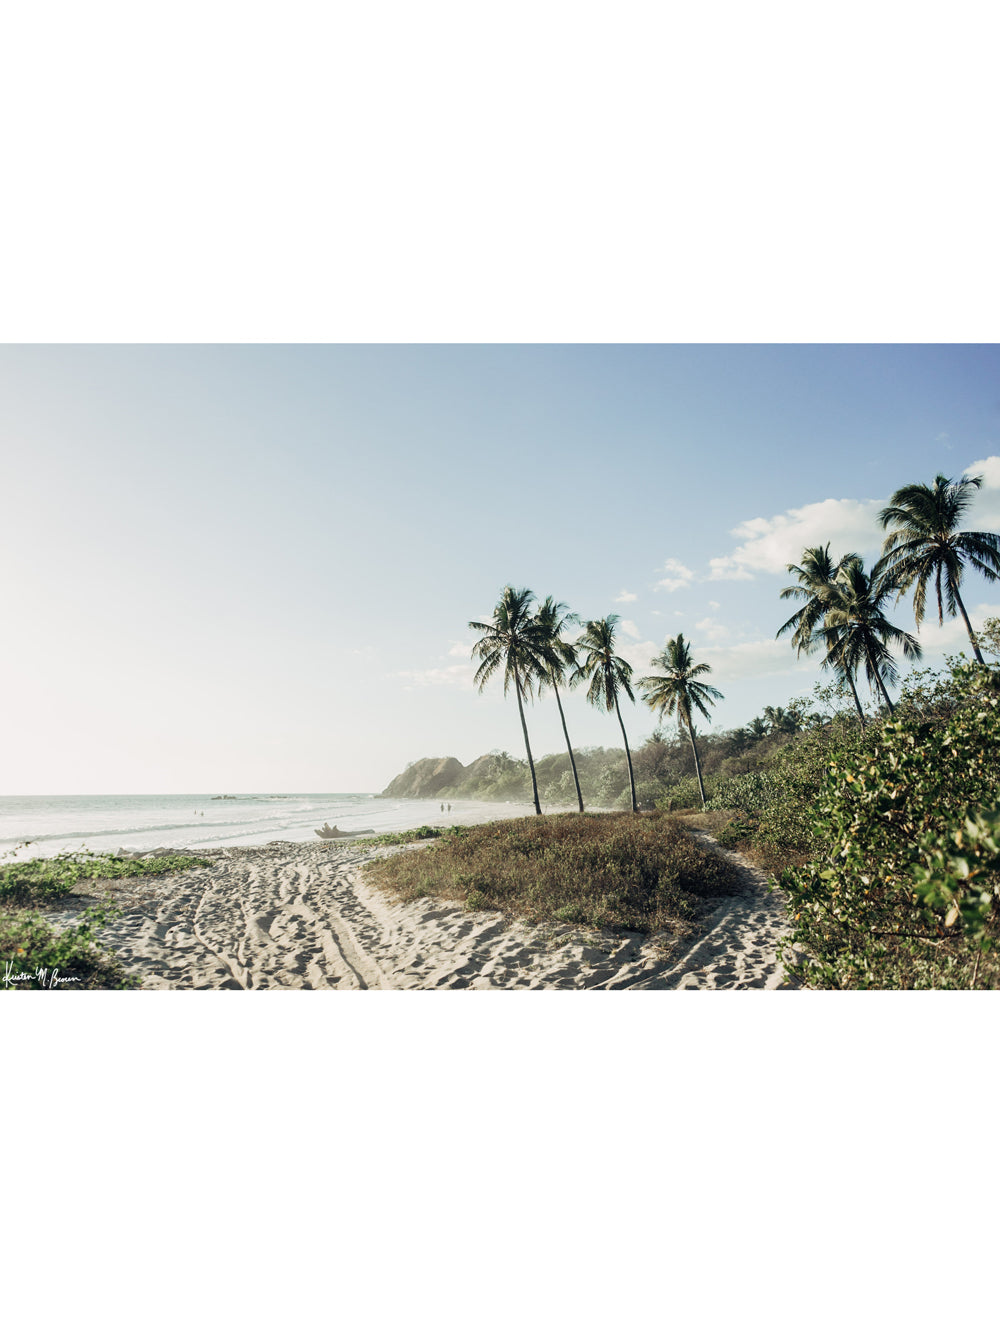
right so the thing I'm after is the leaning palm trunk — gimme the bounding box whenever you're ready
[844,670,867,730]
[954,587,985,664]
[686,715,707,808]
[514,665,542,815]
[613,696,638,812]
[551,677,584,812]
[875,672,895,713]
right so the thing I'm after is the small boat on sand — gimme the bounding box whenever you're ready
[315,822,375,840]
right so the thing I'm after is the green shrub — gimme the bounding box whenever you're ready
[706,771,784,815]
[779,663,1000,988]
[655,776,707,813]
[1,901,141,991]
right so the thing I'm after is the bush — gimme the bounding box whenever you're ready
[779,663,1000,988]
[706,771,784,816]
[364,812,742,934]
[655,776,708,813]
[1,901,141,990]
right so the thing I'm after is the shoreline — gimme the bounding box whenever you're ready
[2,798,566,863]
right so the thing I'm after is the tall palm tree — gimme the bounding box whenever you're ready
[469,586,549,815]
[878,473,1000,666]
[777,543,868,725]
[821,558,922,713]
[533,596,585,812]
[571,615,639,812]
[637,634,723,809]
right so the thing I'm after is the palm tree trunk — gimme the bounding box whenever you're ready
[687,718,707,809]
[953,587,985,665]
[873,668,895,713]
[613,696,638,812]
[841,668,866,730]
[514,666,542,815]
[552,678,584,812]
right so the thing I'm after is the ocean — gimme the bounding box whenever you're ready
[0,793,511,860]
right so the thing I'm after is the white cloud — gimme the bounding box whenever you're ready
[708,600,720,610]
[392,663,476,691]
[447,641,474,658]
[694,617,730,642]
[704,638,817,682]
[620,619,641,640]
[707,556,755,582]
[615,589,638,603]
[618,639,661,675]
[704,460,1000,587]
[708,497,884,581]
[655,558,694,592]
[966,456,1000,531]
[967,455,1000,487]
[910,601,1000,656]
[621,632,814,688]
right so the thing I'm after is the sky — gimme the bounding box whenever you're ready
[3,343,1000,794]
[6,3,997,1295]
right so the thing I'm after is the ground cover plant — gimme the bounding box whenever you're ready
[364,812,742,934]
[355,825,466,847]
[0,849,210,908]
[1,849,209,991]
[1,901,140,990]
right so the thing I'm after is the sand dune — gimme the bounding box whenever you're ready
[41,831,797,990]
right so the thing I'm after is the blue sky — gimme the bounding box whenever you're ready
[3,343,999,793]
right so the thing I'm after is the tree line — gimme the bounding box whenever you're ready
[469,595,724,816]
[470,471,1000,813]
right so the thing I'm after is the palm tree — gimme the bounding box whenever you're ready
[469,586,549,815]
[746,716,770,742]
[637,634,723,809]
[571,615,639,812]
[533,596,585,812]
[777,543,869,725]
[762,704,798,736]
[878,473,1000,666]
[821,558,922,713]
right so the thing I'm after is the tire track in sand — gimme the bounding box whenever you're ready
[42,836,797,990]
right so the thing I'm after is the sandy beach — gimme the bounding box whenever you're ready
[41,824,796,990]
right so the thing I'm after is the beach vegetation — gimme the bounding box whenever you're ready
[470,586,551,815]
[364,812,742,934]
[0,849,208,992]
[878,472,1000,665]
[1,900,141,990]
[0,849,210,908]
[571,615,640,812]
[777,659,1000,988]
[637,634,723,809]
[819,556,922,714]
[356,825,467,847]
[532,596,586,812]
[777,544,868,723]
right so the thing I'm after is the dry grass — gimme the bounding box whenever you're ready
[364,812,743,934]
